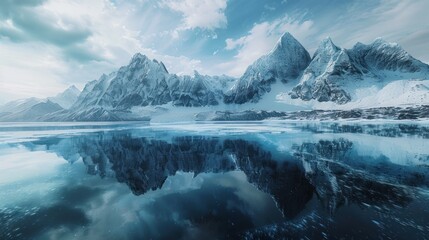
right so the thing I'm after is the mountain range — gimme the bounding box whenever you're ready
[0,86,80,121]
[1,32,428,121]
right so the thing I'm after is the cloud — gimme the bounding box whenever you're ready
[225,37,246,50]
[0,0,138,102]
[161,0,228,31]
[0,204,90,239]
[137,48,205,75]
[0,42,69,102]
[0,0,92,49]
[218,0,429,77]
[0,0,148,64]
[1,0,428,103]
[313,0,429,62]
[0,0,208,103]
[221,15,315,77]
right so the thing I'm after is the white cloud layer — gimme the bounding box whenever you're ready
[161,0,227,30]
[327,0,429,62]
[0,0,141,102]
[0,0,207,103]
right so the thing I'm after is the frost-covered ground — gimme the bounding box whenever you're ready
[277,79,429,110]
[125,79,429,122]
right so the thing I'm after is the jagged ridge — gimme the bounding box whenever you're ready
[224,32,311,104]
[5,32,428,121]
[72,53,235,111]
[290,37,429,104]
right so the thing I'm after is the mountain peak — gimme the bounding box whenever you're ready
[224,32,311,104]
[320,37,338,49]
[127,53,169,74]
[371,38,403,50]
[48,85,82,109]
[279,32,295,43]
[271,32,303,54]
[373,37,388,45]
[130,53,149,63]
[266,32,310,63]
[64,85,80,95]
[193,70,201,77]
[314,37,340,57]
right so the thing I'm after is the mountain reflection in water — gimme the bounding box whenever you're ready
[0,122,429,239]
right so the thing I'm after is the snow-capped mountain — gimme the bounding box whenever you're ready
[68,33,429,111]
[0,97,43,116]
[0,85,80,121]
[58,32,429,121]
[0,100,63,121]
[72,53,235,111]
[4,32,428,122]
[224,32,311,104]
[48,85,81,109]
[290,37,429,104]
[348,38,429,76]
[289,38,360,104]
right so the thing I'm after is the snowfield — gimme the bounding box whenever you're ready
[277,79,429,110]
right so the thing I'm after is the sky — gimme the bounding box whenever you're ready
[0,0,428,103]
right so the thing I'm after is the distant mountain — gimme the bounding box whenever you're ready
[224,32,311,104]
[0,97,43,115]
[0,100,63,121]
[0,85,79,121]
[48,85,81,109]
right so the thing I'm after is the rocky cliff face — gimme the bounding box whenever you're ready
[72,54,235,112]
[290,38,359,104]
[348,38,429,76]
[290,38,429,104]
[224,32,311,104]
[37,32,429,121]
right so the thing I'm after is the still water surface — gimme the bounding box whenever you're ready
[0,122,428,239]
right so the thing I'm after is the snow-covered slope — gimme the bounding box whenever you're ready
[289,38,429,104]
[341,79,429,109]
[48,85,81,109]
[348,38,429,77]
[278,79,429,110]
[224,32,311,104]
